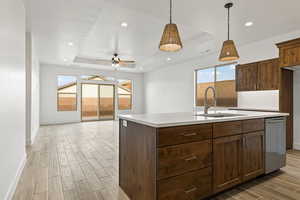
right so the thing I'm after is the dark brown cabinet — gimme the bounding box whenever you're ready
[236,59,279,91]
[158,168,212,200]
[276,38,297,150]
[242,131,265,181]
[157,140,212,180]
[213,119,265,194]
[236,63,258,91]
[120,119,267,200]
[213,135,243,193]
[257,59,279,90]
[277,38,300,67]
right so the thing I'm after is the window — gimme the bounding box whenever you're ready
[118,80,132,110]
[57,76,77,111]
[81,75,106,81]
[196,64,237,107]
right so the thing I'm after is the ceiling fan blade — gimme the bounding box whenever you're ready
[74,56,112,65]
[119,60,136,68]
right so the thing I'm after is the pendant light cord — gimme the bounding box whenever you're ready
[170,0,173,24]
[227,5,230,40]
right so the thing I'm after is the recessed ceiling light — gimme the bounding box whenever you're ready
[167,57,171,61]
[245,21,253,27]
[121,22,128,27]
[68,42,74,46]
[63,58,68,62]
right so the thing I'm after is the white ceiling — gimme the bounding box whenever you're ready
[28,0,300,72]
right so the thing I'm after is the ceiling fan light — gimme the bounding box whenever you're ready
[159,23,183,52]
[219,40,240,61]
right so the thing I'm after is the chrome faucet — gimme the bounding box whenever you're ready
[204,87,217,114]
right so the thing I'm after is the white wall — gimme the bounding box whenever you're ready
[294,70,300,150]
[40,64,144,125]
[31,35,40,143]
[144,29,300,114]
[25,33,40,145]
[0,0,26,199]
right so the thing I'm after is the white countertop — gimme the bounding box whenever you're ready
[118,110,289,128]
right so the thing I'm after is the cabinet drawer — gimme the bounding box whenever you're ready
[158,140,212,180]
[242,119,264,133]
[213,121,242,138]
[157,124,212,147]
[158,168,212,200]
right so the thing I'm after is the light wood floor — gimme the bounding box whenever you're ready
[13,121,300,200]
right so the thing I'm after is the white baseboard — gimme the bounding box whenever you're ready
[40,121,81,126]
[293,143,300,150]
[5,154,27,200]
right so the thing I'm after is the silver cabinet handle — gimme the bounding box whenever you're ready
[182,132,197,137]
[185,187,197,194]
[184,156,198,162]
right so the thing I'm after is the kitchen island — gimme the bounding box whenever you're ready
[119,110,288,200]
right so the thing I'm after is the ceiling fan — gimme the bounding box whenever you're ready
[74,53,136,68]
[74,32,136,68]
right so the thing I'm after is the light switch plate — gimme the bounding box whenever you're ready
[122,120,127,127]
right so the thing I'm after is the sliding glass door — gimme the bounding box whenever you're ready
[81,83,115,121]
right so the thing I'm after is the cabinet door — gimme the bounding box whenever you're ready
[213,135,243,193]
[280,46,300,67]
[236,63,258,91]
[257,59,279,90]
[242,131,265,182]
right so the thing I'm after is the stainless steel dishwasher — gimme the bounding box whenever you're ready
[265,117,286,174]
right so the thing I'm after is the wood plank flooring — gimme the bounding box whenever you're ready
[13,121,300,200]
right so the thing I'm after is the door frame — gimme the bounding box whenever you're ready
[80,83,116,122]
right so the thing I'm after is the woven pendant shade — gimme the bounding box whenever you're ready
[159,23,183,52]
[219,40,239,61]
[219,3,239,62]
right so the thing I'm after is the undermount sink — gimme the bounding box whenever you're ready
[195,113,245,118]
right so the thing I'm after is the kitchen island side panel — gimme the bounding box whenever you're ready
[119,119,157,200]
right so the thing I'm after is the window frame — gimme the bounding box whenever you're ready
[194,62,237,108]
[57,75,78,112]
[117,80,133,111]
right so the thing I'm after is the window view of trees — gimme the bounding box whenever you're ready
[196,64,237,107]
[57,76,77,111]
[118,80,132,110]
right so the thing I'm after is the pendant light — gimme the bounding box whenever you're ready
[219,3,240,62]
[159,0,183,52]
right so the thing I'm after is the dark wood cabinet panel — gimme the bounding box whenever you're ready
[277,39,296,149]
[242,119,265,133]
[213,135,243,193]
[119,120,157,200]
[280,69,294,149]
[213,121,242,138]
[277,38,300,67]
[157,124,212,147]
[257,59,279,90]
[158,168,212,200]
[242,131,265,181]
[158,140,212,180]
[236,63,258,91]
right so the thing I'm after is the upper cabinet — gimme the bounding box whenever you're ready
[257,59,279,90]
[236,58,279,92]
[277,38,300,68]
[236,63,258,91]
